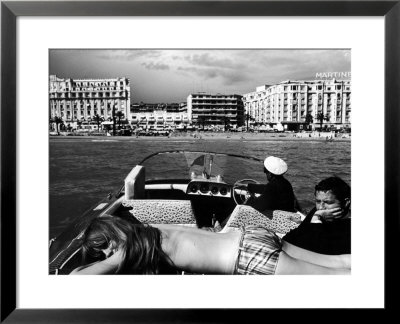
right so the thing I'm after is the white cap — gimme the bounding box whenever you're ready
[264,156,288,175]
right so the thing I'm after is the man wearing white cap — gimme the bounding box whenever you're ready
[246,156,298,212]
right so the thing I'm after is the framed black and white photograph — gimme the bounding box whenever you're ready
[1,0,399,322]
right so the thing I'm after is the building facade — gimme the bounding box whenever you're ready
[187,93,245,129]
[130,102,189,130]
[49,75,131,126]
[242,79,351,131]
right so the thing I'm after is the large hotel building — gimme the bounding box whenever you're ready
[49,75,131,124]
[187,93,245,128]
[242,79,351,130]
[131,93,245,130]
[49,75,350,131]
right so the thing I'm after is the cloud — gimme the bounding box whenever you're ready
[239,49,350,71]
[142,62,170,70]
[177,67,197,72]
[177,66,216,79]
[178,50,350,87]
[177,65,249,86]
[184,52,246,70]
[176,51,255,85]
[50,49,352,102]
[94,49,163,61]
[220,70,249,85]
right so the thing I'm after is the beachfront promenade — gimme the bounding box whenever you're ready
[50,131,350,142]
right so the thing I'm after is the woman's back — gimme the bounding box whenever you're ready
[156,224,242,274]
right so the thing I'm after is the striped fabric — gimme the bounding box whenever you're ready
[235,226,282,275]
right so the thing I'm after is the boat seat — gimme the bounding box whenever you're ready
[124,165,145,200]
[221,205,302,236]
[122,199,197,225]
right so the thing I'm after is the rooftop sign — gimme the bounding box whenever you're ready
[316,72,351,79]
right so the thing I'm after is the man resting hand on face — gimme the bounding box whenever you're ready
[282,177,351,255]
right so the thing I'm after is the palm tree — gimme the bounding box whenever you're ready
[197,116,206,130]
[305,113,313,131]
[111,106,116,136]
[51,116,63,134]
[244,113,254,132]
[116,111,124,130]
[222,116,230,131]
[93,114,103,131]
[316,112,327,131]
[49,117,54,131]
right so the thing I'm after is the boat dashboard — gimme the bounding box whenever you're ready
[144,179,232,199]
[186,179,231,198]
[142,179,236,228]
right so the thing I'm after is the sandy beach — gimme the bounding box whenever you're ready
[51,131,351,142]
[167,131,351,142]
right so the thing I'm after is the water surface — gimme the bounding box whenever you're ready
[49,137,351,238]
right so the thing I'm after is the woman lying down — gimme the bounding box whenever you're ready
[70,216,350,275]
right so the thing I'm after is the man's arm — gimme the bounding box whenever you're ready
[275,251,350,275]
[281,240,351,269]
[247,183,266,194]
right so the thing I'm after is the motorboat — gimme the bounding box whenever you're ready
[49,151,302,274]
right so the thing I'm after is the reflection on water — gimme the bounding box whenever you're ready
[49,137,350,237]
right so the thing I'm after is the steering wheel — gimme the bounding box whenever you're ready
[232,179,260,205]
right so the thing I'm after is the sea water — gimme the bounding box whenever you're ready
[49,136,350,238]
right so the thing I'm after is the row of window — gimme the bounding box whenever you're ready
[247,91,351,100]
[246,103,351,111]
[191,101,241,105]
[192,107,240,111]
[70,87,127,92]
[64,81,127,87]
[194,113,238,117]
[247,107,351,116]
[50,92,127,98]
[191,96,241,100]
[248,115,351,122]
[51,101,126,107]
[52,104,126,113]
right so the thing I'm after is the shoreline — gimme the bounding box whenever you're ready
[50,132,351,142]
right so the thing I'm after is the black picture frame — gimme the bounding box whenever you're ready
[1,0,399,322]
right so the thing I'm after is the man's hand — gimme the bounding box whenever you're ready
[314,207,345,222]
[235,183,249,190]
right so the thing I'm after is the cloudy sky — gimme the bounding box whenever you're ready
[49,49,351,103]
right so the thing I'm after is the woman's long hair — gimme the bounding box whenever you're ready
[81,216,177,274]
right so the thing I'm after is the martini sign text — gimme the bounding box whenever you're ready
[315,72,351,79]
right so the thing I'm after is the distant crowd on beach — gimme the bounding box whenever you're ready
[293,131,350,139]
[50,129,351,141]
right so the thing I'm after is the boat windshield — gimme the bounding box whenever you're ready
[139,151,266,185]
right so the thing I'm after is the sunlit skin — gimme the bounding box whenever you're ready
[314,190,350,222]
[101,243,117,258]
[72,225,351,275]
